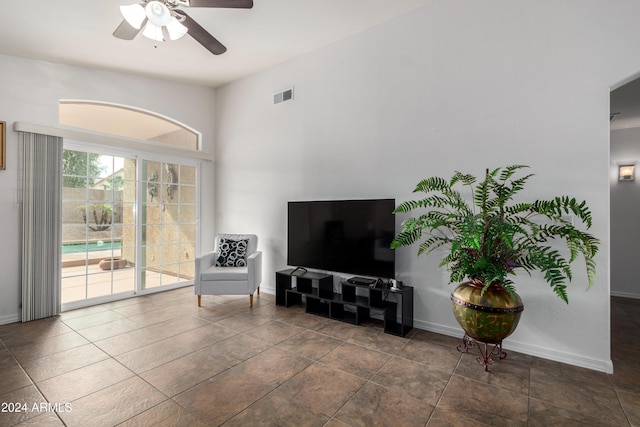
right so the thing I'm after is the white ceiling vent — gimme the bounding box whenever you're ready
[273,87,294,105]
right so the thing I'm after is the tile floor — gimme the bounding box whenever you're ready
[0,289,639,426]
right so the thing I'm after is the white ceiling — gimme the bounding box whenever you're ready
[0,0,430,88]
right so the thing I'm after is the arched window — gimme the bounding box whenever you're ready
[59,100,200,150]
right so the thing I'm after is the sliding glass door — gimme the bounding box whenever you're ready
[61,149,197,307]
[141,160,197,290]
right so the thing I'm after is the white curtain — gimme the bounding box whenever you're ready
[20,132,63,322]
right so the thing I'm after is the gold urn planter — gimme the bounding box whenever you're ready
[451,281,524,370]
[451,281,524,343]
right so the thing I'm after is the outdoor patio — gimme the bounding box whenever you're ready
[62,249,188,304]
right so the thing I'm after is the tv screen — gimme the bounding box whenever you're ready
[287,199,396,279]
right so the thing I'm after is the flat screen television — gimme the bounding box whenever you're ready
[287,199,396,279]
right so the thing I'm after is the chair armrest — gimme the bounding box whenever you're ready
[196,251,217,269]
[195,251,217,292]
[248,250,262,288]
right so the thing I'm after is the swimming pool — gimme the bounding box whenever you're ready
[62,240,122,254]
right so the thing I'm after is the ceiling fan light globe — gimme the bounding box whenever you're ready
[142,21,165,42]
[145,1,172,27]
[120,3,146,30]
[166,17,188,40]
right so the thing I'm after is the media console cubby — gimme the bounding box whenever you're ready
[276,269,413,337]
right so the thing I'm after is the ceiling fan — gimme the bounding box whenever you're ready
[113,0,253,55]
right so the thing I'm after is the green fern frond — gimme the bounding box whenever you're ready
[450,171,477,186]
[498,165,530,182]
[391,165,600,303]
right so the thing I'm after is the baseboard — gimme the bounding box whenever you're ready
[0,312,20,325]
[611,290,640,299]
[413,319,613,374]
[503,339,614,374]
[260,286,275,295]
[414,319,464,339]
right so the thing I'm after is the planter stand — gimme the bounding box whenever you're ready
[457,334,507,371]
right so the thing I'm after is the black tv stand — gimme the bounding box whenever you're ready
[275,269,413,337]
[347,276,377,286]
[290,266,308,276]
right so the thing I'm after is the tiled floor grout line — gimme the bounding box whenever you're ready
[423,349,463,427]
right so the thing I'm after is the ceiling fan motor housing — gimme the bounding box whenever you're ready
[146,1,172,26]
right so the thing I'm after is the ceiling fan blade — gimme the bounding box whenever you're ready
[186,0,253,8]
[175,10,227,55]
[113,19,143,40]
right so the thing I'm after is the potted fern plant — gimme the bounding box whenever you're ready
[391,165,599,362]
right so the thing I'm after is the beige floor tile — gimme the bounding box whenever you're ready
[37,358,135,403]
[0,385,49,426]
[617,389,640,426]
[173,370,276,426]
[118,400,207,427]
[74,317,141,341]
[274,363,365,417]
[213,311,278,333]
[347,323,409,354]
[437,375,528,426]
[528,397,613,427]
[530,359,628,425]
[228,346,313,387]
[93,315,210,356]
[243,319,305,344]
[192,333,271,368]
[335,381,434,427]
[58,377,166,427]
[0,291,637,427]
[9,332,90,363]
[60,310,127,330]
[225,390,331,427]
[396,333,463,373]
[426,408,490,426]
[277,329,343,360]
[21,344,109,382]
[371,356,451,404]
[115,323,236,373]
[0,318,73,345]
[0,364,33,395]
[140,347,228,396]
[454,349,531,395]
[320,342,390,379]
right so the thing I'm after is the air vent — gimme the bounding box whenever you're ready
[273,87,294,105]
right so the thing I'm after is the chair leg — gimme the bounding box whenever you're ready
[249,294,253,307]
[257,286,260,295]
[197,295,201,307]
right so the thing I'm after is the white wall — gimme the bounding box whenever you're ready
[214,0,640,372]
[0,54,217,324]
[610,127,640,299]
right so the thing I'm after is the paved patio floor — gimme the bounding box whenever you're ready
[62,249,189,304]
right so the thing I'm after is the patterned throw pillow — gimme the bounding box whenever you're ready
[215,238,249,267]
